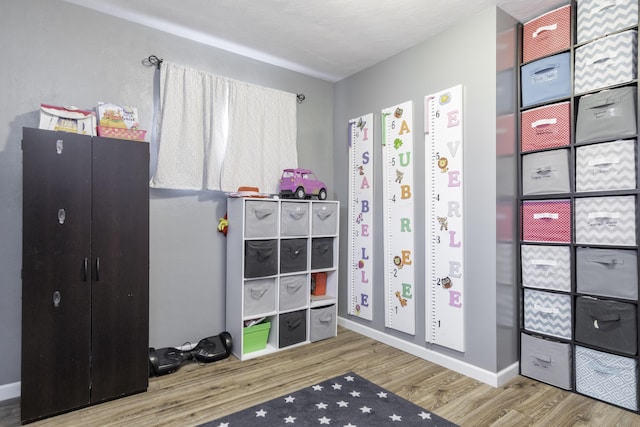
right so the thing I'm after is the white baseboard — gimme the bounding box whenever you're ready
[339,317,519,388]
[0,381,20,402]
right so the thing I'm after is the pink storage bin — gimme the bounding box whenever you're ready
[522,5,571,63]
[521,102,570,152]
[522,199,571,243]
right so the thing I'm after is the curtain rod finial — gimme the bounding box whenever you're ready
[296,93,305,104]
[143,55,163,70]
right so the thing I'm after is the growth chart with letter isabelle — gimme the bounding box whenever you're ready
[425,85,465,352]
[348,113,374,320]
[382,101,415,335]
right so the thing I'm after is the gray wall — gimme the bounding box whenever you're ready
[0,0,333,387]
[334,7,514,373]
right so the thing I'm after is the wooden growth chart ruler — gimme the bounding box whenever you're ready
[348,113,374,320]
[382,101,415,335]
[425,85,465,352]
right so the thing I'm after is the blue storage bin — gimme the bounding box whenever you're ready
[521,52,571,108]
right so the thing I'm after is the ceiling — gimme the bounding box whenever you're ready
[63,0,566,82]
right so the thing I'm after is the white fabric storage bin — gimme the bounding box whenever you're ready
[575,30,638,94]
[524,289,572,339]
[577,247,638,300]
[575,87,637,145]
[577,0,638,44]
[574,196,636,246]
[312,202,338,235]
[576,346,638,410]
[310,304,337,342]
[522,149,570,195]
[521,245,571,292]
[280,202,309,236]
[520,333,572,390]
[243,278,276,317]
[279,274,308,311]
[244,200,278,238]
[576,140,636,192]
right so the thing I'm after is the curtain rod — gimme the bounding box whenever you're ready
[142,55,306,103]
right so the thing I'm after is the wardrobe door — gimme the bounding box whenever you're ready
[21,128,92,422]
[90,137,149,402]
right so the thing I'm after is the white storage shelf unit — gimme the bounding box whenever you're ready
[226,197,339,360]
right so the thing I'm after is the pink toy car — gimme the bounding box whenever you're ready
[279,168,327,200]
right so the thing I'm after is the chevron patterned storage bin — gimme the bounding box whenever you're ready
[522,199,571,243]
[521,333,572,389]
[575,30,638,94]
[575,296,637,355]
[521,102,571,152]
[575,196,636,246]
[575,86,637,144]
[521,52,571,107]
[522,149,570,195]
[577,247,638,300]
[576,346,638,410]
[524,289,572,339]
[521,244,571,292]
[522,5,571,63]
[576,140,637,192]
[577,0,639,44]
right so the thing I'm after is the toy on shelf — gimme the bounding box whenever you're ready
[279,168,327,200]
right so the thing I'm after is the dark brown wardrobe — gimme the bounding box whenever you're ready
[21,127,149,423]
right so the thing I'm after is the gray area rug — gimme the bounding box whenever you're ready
[200,371,458,426]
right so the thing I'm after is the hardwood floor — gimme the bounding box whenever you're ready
[2,327,640,426]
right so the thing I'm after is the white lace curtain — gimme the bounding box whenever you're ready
[150,61,298,193]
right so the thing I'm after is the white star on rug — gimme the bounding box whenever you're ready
[215,423,229,427]
[255,409,267,417]
[377,391,388,398]
[389,413,402,421]
[350,391,361,397]
[418,411,432,419]
[344,424,357,427]
[332,382,343,390]
[312,384,324,391]
[284,395,296,403]
[359,406,372,413]
[316,402,328,409]
[284,415,296,423]
[345,375,355,382]
[318,416,331,424]
[337,400,349,408]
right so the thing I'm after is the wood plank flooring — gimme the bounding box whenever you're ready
[2,327,640,426]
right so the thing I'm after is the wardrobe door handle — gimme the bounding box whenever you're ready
[83,257,88,281]
[95,257,100,281]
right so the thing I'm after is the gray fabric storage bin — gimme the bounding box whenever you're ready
[575,87,637,145]
[575,296,637,355]
[520,333,572,390]
[524,289,572,339]
[244,239,278,278]
[577,248,638,300]
[312,202,338,235]
[311,238,334,270]
[310,304,336,342]
[576,346,638,411]
[279,310,307,348]
[281,202,309,236]
[576,139,637,192]
[245,200,278,238]
[243,278,276,317]
[521,245,571,292]
[522,149,570,195]
[279,274,308,311]
[280,238,308,273]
